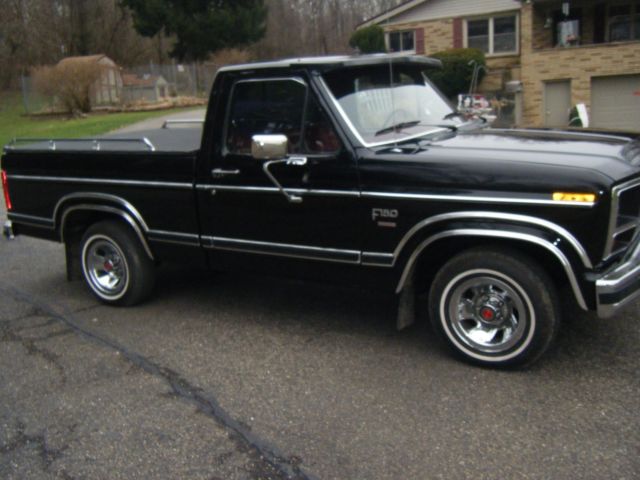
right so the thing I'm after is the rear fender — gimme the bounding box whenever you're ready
[54,193,153,260]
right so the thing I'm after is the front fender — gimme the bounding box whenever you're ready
[391,212,592,311]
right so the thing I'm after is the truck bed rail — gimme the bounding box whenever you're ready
[4,137,156,152]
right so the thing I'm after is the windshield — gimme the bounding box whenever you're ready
[322,64,459,146]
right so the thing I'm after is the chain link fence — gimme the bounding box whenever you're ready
[20,62,219,114]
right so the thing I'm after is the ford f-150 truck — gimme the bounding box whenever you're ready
[3,54,640,367]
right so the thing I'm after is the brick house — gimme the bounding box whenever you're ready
[360,0,640,130]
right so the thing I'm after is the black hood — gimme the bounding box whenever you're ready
[426,128,640,183]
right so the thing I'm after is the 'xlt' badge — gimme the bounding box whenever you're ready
[372,208,398,228]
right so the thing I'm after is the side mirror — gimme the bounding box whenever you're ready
[251,134,288,160]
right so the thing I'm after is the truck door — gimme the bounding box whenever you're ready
[196,75,361,270]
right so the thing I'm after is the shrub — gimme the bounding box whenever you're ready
[349,25,386,54]
[33,60,104,114]
[428,48,486,100]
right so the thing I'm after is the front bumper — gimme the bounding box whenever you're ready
[3,220,14,239]
[596,243,640,318]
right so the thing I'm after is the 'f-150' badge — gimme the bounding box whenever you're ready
[372,208,398,228]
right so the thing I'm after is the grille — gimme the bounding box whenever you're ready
[605,179,640,259]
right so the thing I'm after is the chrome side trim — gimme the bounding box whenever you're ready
[60,204,154,260]
[147,229,200,247]
[196,184,594,206]
[8,174,192,190]
[395,228,588,311]
[196,184,361,198]
[203,236,361,264]
[7,212,55,229]
[53,192,150,233]
[394,211,593,269]
[362,191,595,208]
[361,252,395,267]
[196,184,274,193]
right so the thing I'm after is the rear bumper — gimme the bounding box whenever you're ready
[596,245,640,318]
[3,220,14,239]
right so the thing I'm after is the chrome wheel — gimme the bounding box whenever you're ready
[82,235,129,300]
[431,249,558,367]
[448,271,533,353]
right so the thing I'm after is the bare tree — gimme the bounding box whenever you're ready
[0,0,402,89]
[252,0,403,59]
[0,0,172,88]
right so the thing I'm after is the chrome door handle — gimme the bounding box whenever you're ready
[211,168,240,179]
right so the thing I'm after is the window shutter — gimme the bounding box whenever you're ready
[453,18,463,48]
[415,27,425,54]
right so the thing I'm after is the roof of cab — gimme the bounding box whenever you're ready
[217,53,442,73]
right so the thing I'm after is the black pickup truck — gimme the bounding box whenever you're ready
[3,54,640,367]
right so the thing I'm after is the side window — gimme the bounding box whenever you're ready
[303,95,341,154]
[226,79,306,155]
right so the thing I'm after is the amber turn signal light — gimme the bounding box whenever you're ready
[552,192,596,203]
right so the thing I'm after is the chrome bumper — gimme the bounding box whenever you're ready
[3,220,14,239]
[596,245,640,318]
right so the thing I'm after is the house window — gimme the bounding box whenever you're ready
[465,15,518,55]
[387,30,415,52]
[607,3,640,41]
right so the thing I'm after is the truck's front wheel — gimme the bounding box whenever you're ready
[428,248,559,367]
[80,221,155,306]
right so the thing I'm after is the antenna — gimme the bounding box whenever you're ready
[389,55,397,148]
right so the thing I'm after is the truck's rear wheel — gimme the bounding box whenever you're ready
[428,248,559,367]
[80,221,155,306]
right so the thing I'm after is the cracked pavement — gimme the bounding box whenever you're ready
[0,289,305,480]
[1,196,640,479]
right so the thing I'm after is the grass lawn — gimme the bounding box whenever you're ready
[0,92,201,150]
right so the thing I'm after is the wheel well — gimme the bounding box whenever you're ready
[60,208,153,281]
[60,209,123,245]
[411,236,574,306]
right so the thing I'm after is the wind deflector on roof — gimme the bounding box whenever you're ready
[218,54,442,74]
[324,54,443,73]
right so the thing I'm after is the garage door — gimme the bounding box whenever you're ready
[591,75,640,131]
